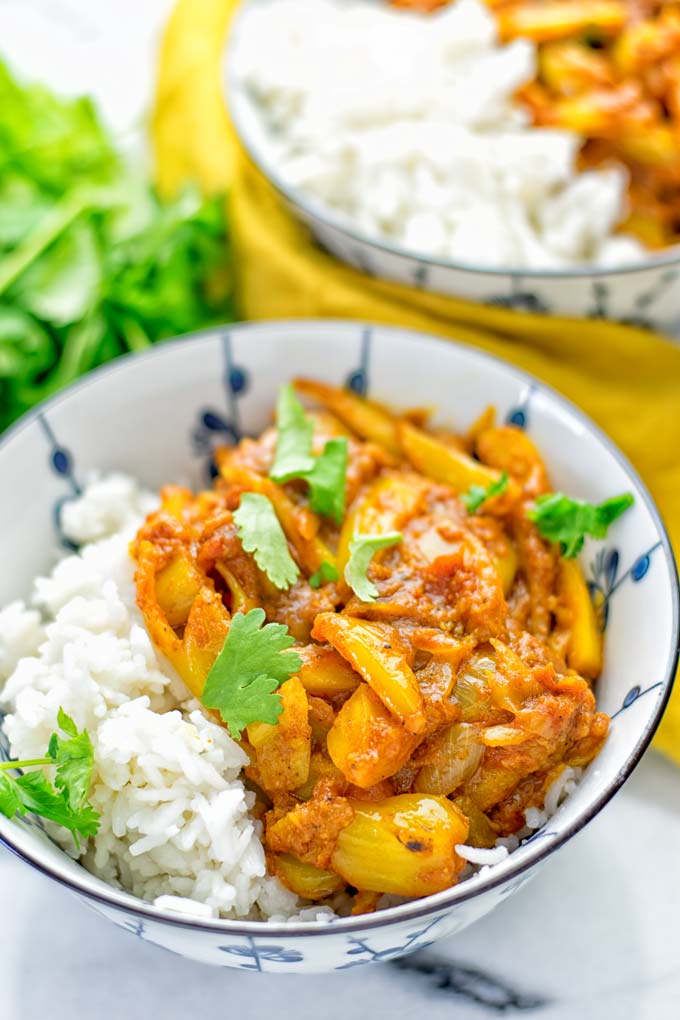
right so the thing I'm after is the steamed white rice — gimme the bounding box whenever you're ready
[0,474,580,921]
[234,0,645,270]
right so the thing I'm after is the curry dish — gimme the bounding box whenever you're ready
[132,381,610,913]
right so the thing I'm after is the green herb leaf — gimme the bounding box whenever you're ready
[6,770,100,846]
[0,61,117,196]
[48,707,97,812]
[0,306,53,380]
[309,561,340,589]
[15,218,101,326]
[0,184,52,248]
[201,608,302,738]
[305,437,349,524]
[234,492,300,590]
[270,383,315,481]
[527,492,635,558]
[461,472,509,514]
[345,532,403,602]
[56,708,78,738]
[269,385,348,524]
[0,772,22,818]
[0,710,99,846]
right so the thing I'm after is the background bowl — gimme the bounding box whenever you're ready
[0,320,677,972]
[226,7,680,336]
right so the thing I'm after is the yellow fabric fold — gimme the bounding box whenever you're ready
[152,0,680,762]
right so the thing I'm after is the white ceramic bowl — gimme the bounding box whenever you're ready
[0,320,677,973]
[226,9,680,335]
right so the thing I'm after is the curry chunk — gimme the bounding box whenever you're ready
[332,794,470,897]
[266,794,355,869]
[248,678,312,795]
[327,684,421,787]
[312,613,426,733]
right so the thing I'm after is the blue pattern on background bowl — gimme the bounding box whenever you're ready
[226,6,680,336]
[0,320,677,973]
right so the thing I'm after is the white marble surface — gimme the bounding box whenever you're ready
[1,750,678,1019]
[0,3,679,1017]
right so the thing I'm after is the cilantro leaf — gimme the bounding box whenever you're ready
[0,772,21,818]
[305,437,349,524]
[0,709,99,847]
[309,561,340,589]
[270,383,315,481]
[461,472,509,514]
[49,707,96,812]
[234,492,300,590]
[269,385,348,524]
[345,532,403,602]
[16,218,101,326]
[204,609,301,692]
[527,492,635,558]
[210,675,284,738]
[7,770,100,846]
[56,707,78,738]
[201,608,302,738]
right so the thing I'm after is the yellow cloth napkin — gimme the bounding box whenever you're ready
[152,0,680,762]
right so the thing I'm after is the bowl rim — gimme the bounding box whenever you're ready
[0,318,678,939]
[226,4,680,283]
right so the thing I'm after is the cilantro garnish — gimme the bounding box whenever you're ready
[304,438,348,523]
[345,532,403,602]
[527,492,635,558]
[270,383,315,480]
[309,561,339,589]
[461,472,509,513]
[201,608,302,738]
[0,708,99,847]
[234,492,300,590]
[270,385,348,524]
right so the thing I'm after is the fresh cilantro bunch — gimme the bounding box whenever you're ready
[0,60,233,431]
[528,492,634,558]
[202,609,302,737]
[0,708,99,846]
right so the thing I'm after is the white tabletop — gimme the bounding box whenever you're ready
[0,4,678,1017]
